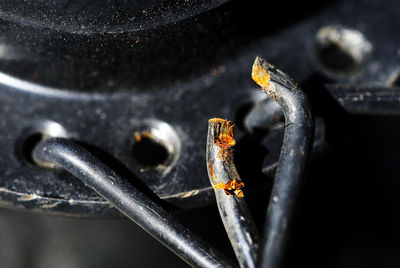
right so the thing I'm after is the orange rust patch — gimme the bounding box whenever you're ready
[252,58,271,89]
[209,118,230,124]
[251,57,280,99]
[216,133,236,149]
[214,179,244,197]
[209,118,236,160]
[209,160,216,181]
[135,132,153,142]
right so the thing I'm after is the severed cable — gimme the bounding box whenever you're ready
[251,57,314,268]
[206,118,260,268]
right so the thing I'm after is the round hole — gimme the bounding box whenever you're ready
[17,120,69,167]
[315,25,372,77]
[132,134,169,167]
[131,120,181,170]
[387,71,400,87]
[22,132,45,165]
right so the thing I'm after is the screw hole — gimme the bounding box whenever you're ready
[315,25,372,77]
[318,43,356,73]
[392,76,400,87]
[130,120,181,171]
[22,133,45,165]
[132,134,170,167]
[17,121,68,167]
[387,72,400,87]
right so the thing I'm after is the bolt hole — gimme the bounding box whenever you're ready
[130,120,181,171]
[318,43,356,73]
[387,72,400,87]
[17,121,68,167]
[132,134,170,167]
[22,133,45,165]
[392,76,400,87]
[315,25,372,77]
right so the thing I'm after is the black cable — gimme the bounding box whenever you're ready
[206,118,259,268]
[252,57,314,268]
[32,137,234,268]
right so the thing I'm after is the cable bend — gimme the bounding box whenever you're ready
[33,137,234,268]
[252,57,314,268]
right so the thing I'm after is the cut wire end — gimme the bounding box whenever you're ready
[251,56,314,268]
[252,56,298,94]
[207,117,259,268]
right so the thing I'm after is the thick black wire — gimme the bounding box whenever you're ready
[206,119,259,268]
[253,58,314,268]
[32,137,234,268]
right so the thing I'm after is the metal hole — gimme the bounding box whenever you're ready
[22,132,44,165]
[18,120,69,167]
[132,135,169,167]
[315,25,372,77]
[387,71,400,87]
[131,120,180,170]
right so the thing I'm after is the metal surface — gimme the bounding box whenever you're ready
[32,137,233,268]
[252,57,314,268]
[327,85,400,115]
[0,0,230,91]
[0,0,334,216]
[0,62,292,216]
[0,0,398,217]
[1,0,400,267]
[206,118,259,268]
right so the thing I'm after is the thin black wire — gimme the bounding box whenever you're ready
[32,137,235,268]
[206,118,259,268]
[252,57,314,268]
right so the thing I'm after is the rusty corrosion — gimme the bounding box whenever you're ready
[214,179,245,198]
[209,118,236,160]
[206,117,260,267]
[134,131,154,142]
[252,58,271,89]
[251,56,314,268]
[208,160,216,181]
[251,56,279,99]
